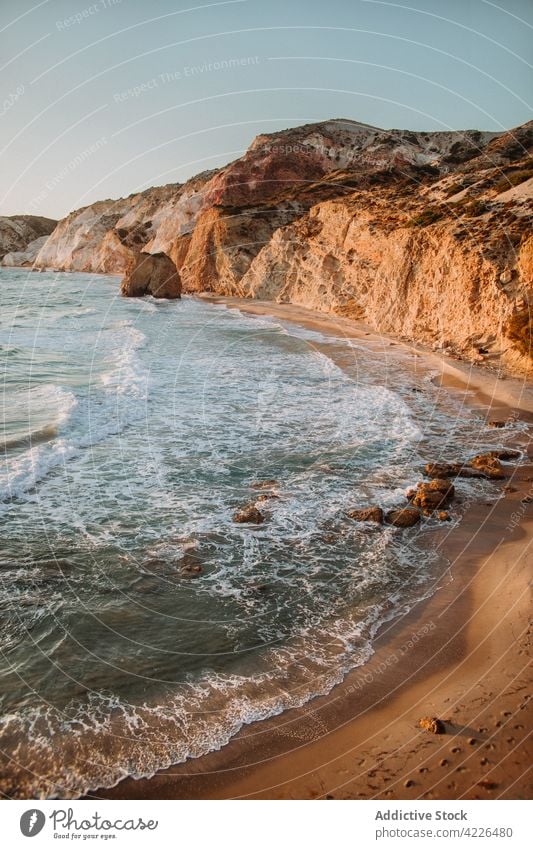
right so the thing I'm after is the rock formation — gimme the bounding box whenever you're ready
[233,505,265,524]
[419,717,445,734]
[385,507,421,528]
[2,235,50,267]
[16,117,532,372]
[0,215,56,261]
[120,252,181,299]
[411,479,455,512]
[347,506,384,523]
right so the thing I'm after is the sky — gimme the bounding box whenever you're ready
[0,0,531,219]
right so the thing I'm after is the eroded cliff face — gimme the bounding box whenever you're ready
[31,119,500,276]
[13,117,532,372]
[29,172,215,273]
[241,199,533,372]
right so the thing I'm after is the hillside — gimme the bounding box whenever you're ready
[0,214,57,262]
[6,118,533,372]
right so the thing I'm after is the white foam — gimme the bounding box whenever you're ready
[0,323,148,505]
[0,271,521,800]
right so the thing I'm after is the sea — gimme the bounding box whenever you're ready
[0,268,518,798]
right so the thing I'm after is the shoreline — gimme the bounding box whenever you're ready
[89,296,532,801]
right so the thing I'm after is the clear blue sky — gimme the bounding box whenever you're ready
[0,0,531,218]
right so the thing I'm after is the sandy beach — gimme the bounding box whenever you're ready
[90,297,532,802]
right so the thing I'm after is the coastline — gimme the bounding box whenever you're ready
[90,296,532,801]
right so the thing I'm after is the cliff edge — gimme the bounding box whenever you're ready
[13,118,533,372]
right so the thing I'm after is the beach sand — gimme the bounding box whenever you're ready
[90,297,532,801]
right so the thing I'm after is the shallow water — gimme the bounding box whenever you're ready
[0,269,519,798]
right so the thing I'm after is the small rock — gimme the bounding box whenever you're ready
[412,478,455,511]
[438,511,450,521]
[385,507,421,528]
[233,505,265,524]
[468,453,506,480]
[491,448,520,460]
[419,716,445,734]
[180,564,203,578]
[404,779,415,788]
[346,506,384,523]
[424,461,487,480]
[488,420,506,428]
[250,479,278,489]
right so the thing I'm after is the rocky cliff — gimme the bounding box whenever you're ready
[13,118,533,371]
[0,215,57,261]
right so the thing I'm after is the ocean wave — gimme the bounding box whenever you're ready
[0,272,519,801]
[0,586,425,799]
[0,324,148,506]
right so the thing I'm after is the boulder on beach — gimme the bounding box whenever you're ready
[424,456,511,480]
[120,251,181,299]
[424,462,458,478]
[487,448,521,461]
[424,461,482,479]
[412,478,455,511]
[233,504,265,524]
[347,506,384,523]
[418,716,445,734]
[385,507,421,528]
[468,452,506,480]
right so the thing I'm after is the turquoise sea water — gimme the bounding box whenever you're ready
[0,269,515,798]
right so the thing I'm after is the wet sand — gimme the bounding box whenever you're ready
[90,297,532,801]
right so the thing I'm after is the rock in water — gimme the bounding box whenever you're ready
[120,251,181,298]
[346,506,384,523]
[385,507,421,528]
[233,505,265,524]
[412,478,455,511]
[250,479,278,489]
[468,452,506,480]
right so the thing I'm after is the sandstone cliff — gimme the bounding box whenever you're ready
[121,251,181,299]
[14,118,533,372]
